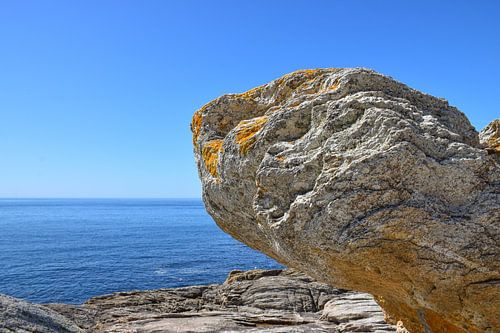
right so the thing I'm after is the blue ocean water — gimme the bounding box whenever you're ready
[0,198,281,304]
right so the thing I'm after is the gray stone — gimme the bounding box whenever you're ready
[80,269,396,332]
[192,68,500,332]
[0,294,84,333]
[1,269,398,332]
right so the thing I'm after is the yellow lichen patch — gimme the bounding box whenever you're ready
[191,110,202,146]
[233,69,338,107]
[278,69,342,100]
[235,85,266,100]
[201,140,223,177]
[235,116,268,155]
[276,69,321,87]
[192,101,219,146]
[329,78,341,91]
[482,119,500,152]
[292,69,320,76]
[487,132,500,151]
[286,69,322,78]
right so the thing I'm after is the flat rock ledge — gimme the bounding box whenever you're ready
[0,269,402,333]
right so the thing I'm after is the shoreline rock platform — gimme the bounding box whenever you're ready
[0,269,401,332]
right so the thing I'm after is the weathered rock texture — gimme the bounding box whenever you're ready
[81,269,397,332]
[192,68,500,333]
[0,294,85,333]
[480,118,500,153]
[0,269,399,332]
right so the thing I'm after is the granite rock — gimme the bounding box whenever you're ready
[480,118,500,153]
[192,68,500,332]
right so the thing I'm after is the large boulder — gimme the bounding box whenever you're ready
[191,68,500,333]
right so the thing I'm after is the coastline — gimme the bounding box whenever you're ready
[1,269,399,333]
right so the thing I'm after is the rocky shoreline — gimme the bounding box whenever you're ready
[0,269,401,332]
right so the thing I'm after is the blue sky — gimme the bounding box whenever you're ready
[1,1,499,198]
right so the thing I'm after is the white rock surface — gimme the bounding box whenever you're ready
[192,68,500,332]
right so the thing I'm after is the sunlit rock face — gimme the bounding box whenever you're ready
[192,68,500,333]
[480,118,500,153]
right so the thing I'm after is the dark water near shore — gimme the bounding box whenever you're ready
[0,199,281,304]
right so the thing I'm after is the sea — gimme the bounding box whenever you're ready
[0,198,281,304]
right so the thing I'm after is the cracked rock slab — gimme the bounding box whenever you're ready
[37,269,397,332]
[192,68,500,332]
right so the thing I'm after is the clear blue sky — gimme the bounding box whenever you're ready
[1,1,499,198]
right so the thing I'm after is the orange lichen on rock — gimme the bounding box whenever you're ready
[233,69,322,100]
[480,119,500,152]
[329,78,341,91]
[232,69,339,109]
[235,116,268,155]
[201,139,223,177]
[234,85,266,100]
[191,110,203,146]
[275,69,322,87]
[284,69,322,78]
[486,125,500,151]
